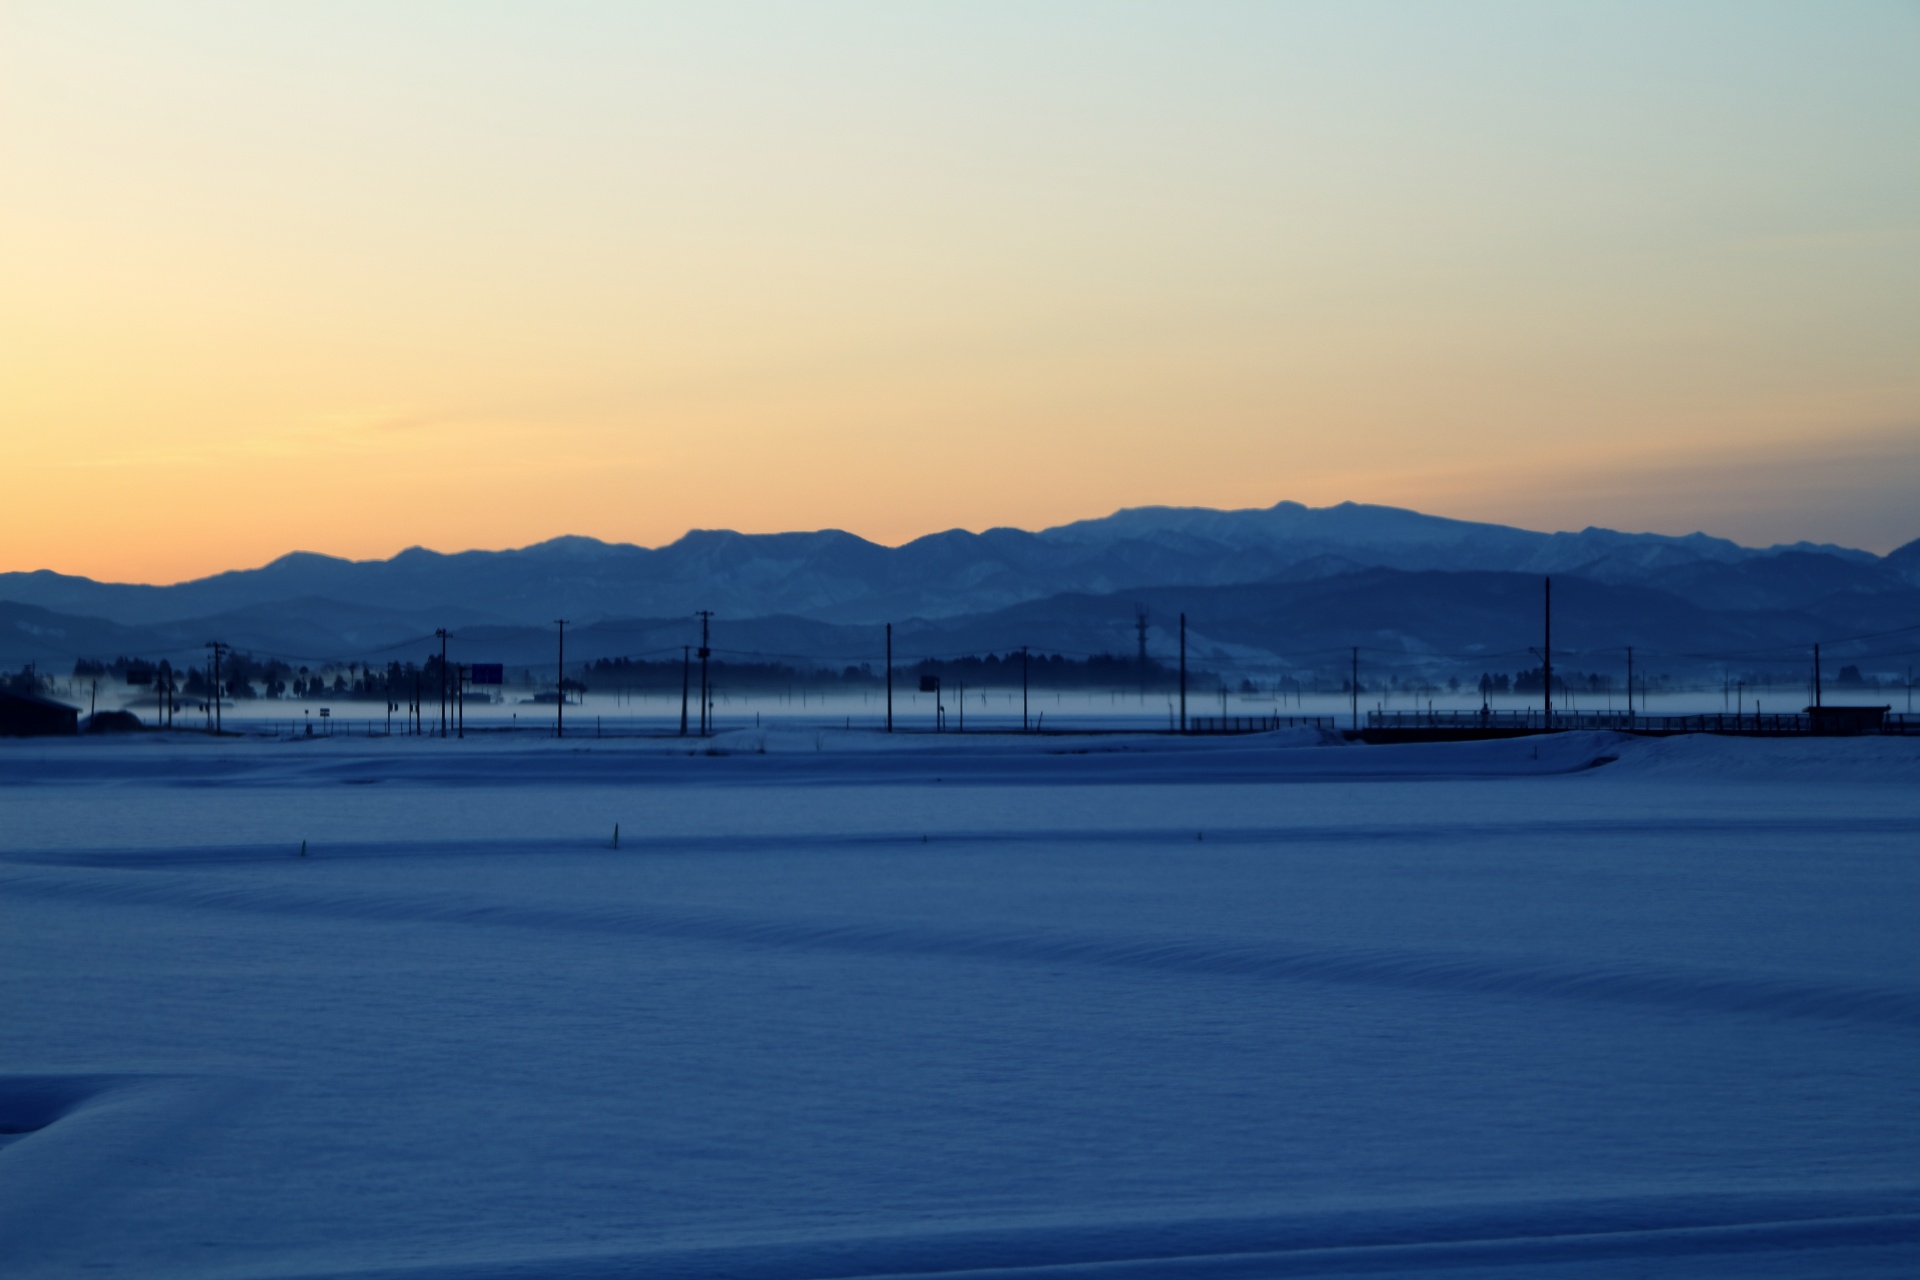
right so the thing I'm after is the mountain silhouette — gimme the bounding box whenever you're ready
[2,501,1911,674]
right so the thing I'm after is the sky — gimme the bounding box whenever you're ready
[2,2,1916,584]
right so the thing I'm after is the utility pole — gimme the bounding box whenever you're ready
[1178,614,1187,733]
[436,628,449,738]
[1812,642,1821,709]
[1135,606,1149,698]
[695,611,713,736]
[1626,646,1634,721]
[679,645,690,736]
[1351,646,1359,731]
[1543,576,1553,725]
[1022,645,1030,732]
[206,641,228,735]
[885,624,893,733]
[554,619,568,738]
[457,665,467,739]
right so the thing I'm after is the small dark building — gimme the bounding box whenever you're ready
[0,689,81,736]
[1805,705,1889,735]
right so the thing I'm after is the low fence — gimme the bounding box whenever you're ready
[1184,714,1337,734]
[1360,709,1919,736]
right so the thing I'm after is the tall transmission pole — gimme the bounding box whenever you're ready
[695,611,713,736]
[1135,606,1149,698]
[680,645,690,736]
[1626,645,1634,720]
[1021,644,1030,732]
[206,641,228,735]
[1620,644,1635,725]
[436,628,449,738]
[1543,576,1553,724]
[554,619,569,738]
[1177,615,1186,733]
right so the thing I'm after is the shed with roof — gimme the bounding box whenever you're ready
[0,689,81,736]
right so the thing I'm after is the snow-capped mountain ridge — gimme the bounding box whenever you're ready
[0,500,1906,635]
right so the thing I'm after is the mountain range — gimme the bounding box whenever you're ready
[4,501,1916,678]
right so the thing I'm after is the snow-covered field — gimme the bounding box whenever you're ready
[2,730,1916,1278]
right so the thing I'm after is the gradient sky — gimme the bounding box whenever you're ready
[3,2,1916,583]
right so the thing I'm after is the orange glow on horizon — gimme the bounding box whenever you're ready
[3,5,1915,582]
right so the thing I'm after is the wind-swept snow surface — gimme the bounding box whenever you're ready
[1,732,1916,1278]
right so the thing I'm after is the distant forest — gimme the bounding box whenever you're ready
[53,650,1208,701]
[70,653,454,703]
[36,649,1885,704]
[586,651,1200,692]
